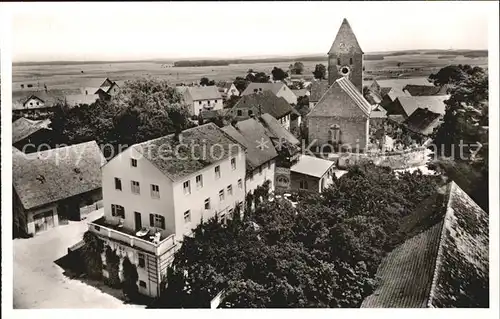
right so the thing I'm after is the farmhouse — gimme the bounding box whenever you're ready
[217,81,240,99]
[361,182,488,308]
[12,90,70,120]
[403,84,450,96]
[13,141,105,237]
[81,77,121,100]
[12,117,52,152]
[227,91,297,131]
[404,108,443,136]
[390,95,449,118]
[88,123,246,297]
[179,86,223,116]
[241,82,298,105]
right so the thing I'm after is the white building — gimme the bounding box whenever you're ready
[88,123,246,297]
[179,86,223,116]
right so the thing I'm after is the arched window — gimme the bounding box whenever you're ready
[330,124,341,143]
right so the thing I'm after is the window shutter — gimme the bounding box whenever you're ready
[149,214,154,227]
[160,216,165,230]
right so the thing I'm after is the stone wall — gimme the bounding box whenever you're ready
[307,116,369,152]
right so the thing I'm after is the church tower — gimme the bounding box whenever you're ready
[328,19,364,93]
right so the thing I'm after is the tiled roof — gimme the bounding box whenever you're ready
[328,18,363,55]
[308,77,371,117]
[291,89,309,98]
[309,80,330,102]
[404,108,442,136]
[361,182,488,308]
[65,94,100,107]
[403,84,450,97]
[217,81,233,90]
[370,105,387,119]
[134,123,244,181]
[290,155,335,179]
[231,91,294,119]
[241,82,284,96]
[12,117,52,144]
[13,141,106,210]
[12,90,78,110]
[259,113,300,147]
[186,86,222,101]
[396,96,449,117]
[221,119,278,171]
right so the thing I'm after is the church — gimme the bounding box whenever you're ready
[307,19,373,153]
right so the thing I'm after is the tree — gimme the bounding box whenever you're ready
[292,62,305,75]
[295,96,310,117]
[200,77,215,86]
[246,72,270,83]
[224,95,241,109]
[122,256,139,300]
[233,77,250,93]
[288,81,304,90]
[81,231,104,279]
[312,64,327,80]
[428,64,484,87]
[271,67,288,82]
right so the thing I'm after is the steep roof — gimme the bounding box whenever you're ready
[12,117,52,144]
[241,82,285,96]
[291,89,309,98]
[404,108,442,136]
[403,84,450,97]
[217,81,234,90]
[12,90,75,110]
[221,119,278,171]
[328,18,363,55]
[231,91,294,119]
[361,182,488,308]
[65,94,100,107]
[259,113,300,147]
[186,86,222,101]
[309,80,330,102]
[308,77,371,118]
[290,155,335,179]
[13,141,106,210]
[396,96,449,117]
[133,123,244,182]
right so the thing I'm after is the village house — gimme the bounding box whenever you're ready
[290,154,341,193]
[227,91,297,131]
[241,82,298,105]
[81,78,121,100]
[13,141,105,237]
[222,118,278,196]
[361,182,488,308]
[12,89,77,120]
[389,95,449,118]
[217,81,240,99]
[179,86,223,116]
[12,117,52,152]
[87,123,246,297]
[291,89,310,99]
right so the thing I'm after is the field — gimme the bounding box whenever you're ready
[13,51,488,92]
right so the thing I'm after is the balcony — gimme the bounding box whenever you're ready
[88,217,176,256]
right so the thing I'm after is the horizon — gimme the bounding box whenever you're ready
[9,2,490,62]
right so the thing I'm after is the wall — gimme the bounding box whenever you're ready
[24,97,45,109]
[102,146,176,239]
[245,160,275,195]
[307,116,369,152]
[275,166,291,192]
[277,85,298,105]
[25,203,59,236]
[290,172,320,193]
[171,151,246,240]
[328,53,363,92]
[193,98,223,116]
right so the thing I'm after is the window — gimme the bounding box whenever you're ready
[337,58,341,65]
[36,102,40,106]
[215,165,221,179]
[227,184,233,196]
[219,189,225,201]
[183,180,191,195]
[139,281,146,288]
[199,101,202,105]
[151,184,160,199]
[204,198,211,210]
[219,212,226,224]
[299,180,309,190]
[138,253,145,268]
[248,110,253,116]
[196,174,203,188]
[111,204,125,218]
[30,102,33,106]
[184,210,191,223]
[114,177,122,191]
[131,181,140,194]
[231,158,236,170]
[350,57,353,65]
[150,213,165,229]
[238,179,243,189]
[131,158,137,167]
[237,110,242,116]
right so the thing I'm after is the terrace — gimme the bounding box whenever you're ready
[88,216,176,256]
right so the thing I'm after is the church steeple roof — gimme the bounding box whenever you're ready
[328,18,364,55]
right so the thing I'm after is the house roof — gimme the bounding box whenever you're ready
[200,109,224,120]
[217,81,233,90]
[232,91,294,119]
[65,94,100,107]
[396,96,449,117]
[241,82,285,96]
[12,90,76,110]
[370,105,387,119]
[133,123,244,182]
[221,119,278,171]
[404,108,442,136]
[186,86,222,101]
[328,18,364,55]
[80,87,101,95]
[12,117,52,144]
[403,84,450,97]
[12,141,106,210]
[290,154,335,179]
[308,77,371,117]
[361,182,488,308]
[258,113,300,147]
[291,89,309,98]
[309,80,330,102]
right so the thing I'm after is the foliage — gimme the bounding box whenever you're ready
[158,163,440,308]
[223,95,241,109]
[291,62,305,75]
[295,95,310,117]
[428,64,484,87]
[81,231,104,279]
[312,64,327,80]
[246,71,270,83]
[233,77,250,93]
[122,256,139,300]
[288,81,304,90]
[200,77,215,86]
[271,67,288,81]
[104,246,121,287]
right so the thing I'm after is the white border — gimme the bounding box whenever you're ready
[1,2,499,319]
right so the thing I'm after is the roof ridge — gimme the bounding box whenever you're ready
[336,77,370,116]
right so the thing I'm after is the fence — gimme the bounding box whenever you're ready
[79,200,104,220]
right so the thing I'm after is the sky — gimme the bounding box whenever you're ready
[9,1,493,62]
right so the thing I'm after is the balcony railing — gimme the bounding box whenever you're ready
[88,217,176,256]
